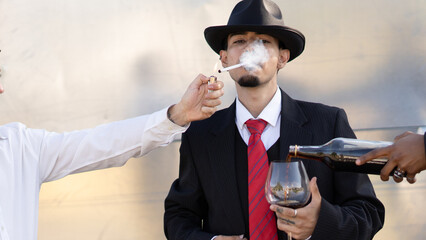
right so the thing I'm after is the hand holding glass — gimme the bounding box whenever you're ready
[265,160,311,239]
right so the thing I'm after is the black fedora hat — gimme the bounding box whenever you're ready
[204,0,305,62]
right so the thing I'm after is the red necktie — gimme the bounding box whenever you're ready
[246,119,278,240]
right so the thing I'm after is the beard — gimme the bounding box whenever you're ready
[237,75,260,87]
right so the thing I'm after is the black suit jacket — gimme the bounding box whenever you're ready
[164,89,385,240]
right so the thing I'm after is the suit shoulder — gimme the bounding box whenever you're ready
[287,99,354,140]
[185,107,230,135]
[295,99,345,118]
[293,99,351,130]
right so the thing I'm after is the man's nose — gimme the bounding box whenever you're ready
[244,39,261,51]
[243,42,254,51]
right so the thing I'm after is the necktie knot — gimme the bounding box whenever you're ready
[245,119,267,135]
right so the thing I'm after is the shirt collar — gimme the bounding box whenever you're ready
[236,88,281,130]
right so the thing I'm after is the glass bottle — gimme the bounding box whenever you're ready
[289,138,392,175]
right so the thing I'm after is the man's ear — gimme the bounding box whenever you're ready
[219,50,228,67]
[277,49,290,69]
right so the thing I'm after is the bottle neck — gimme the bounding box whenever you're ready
[289,145,322,156]
[288,145,323,161]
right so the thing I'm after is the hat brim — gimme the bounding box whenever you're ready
[204,25,305,62]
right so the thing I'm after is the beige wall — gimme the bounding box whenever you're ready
[0,0,425,239]
[1,0,425,130]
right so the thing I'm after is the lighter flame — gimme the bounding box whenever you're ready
[213,62,220,72]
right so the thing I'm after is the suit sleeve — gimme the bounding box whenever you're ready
[164,133,215,240]
[311,109,385,240]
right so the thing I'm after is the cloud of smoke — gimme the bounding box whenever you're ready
[239,39,269,72]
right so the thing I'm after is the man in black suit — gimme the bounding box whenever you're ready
[164,0,385,239]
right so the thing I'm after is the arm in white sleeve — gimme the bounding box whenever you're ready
[33,107,187,183]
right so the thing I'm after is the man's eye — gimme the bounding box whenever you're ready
[234,39,246,44]
[261,39,270,44]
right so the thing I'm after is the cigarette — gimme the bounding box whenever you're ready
[218,63,244,73]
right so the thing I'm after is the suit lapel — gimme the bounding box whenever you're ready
[207,102,246,232]
[279,89,314,170]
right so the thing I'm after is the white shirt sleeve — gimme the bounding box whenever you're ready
[29,107,187,183]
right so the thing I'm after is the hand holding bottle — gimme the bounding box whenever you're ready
[356,132,426,184]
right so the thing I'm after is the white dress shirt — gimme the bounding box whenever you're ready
[0,107,187,240]
[236,88,281,150]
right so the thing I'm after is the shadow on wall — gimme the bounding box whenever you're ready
[120,50,187,117]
